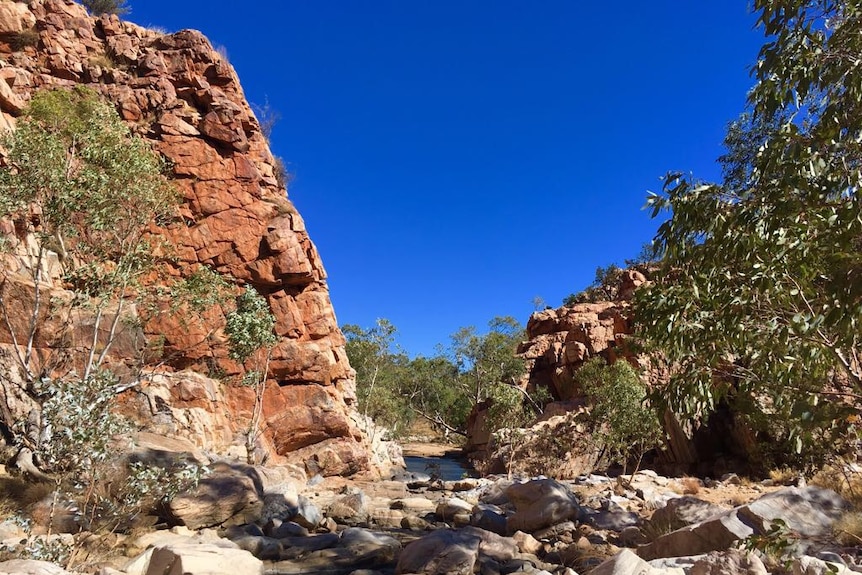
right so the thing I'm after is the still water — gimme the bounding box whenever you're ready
[403,455,475,481]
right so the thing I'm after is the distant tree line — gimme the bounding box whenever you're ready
[343,316,545,440]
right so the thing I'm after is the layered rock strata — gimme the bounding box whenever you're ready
[0,0,386,475]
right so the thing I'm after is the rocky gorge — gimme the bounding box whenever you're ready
[0,2,860,575]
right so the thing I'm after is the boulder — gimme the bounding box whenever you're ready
[791,556,853,574]
[505,479,581,533]
[689,549,768,575]
[436,497,474,521]
[168,465,262,529]
[638,487,848,561]
[649,496,729,531]
[0,560,72,575]
[591,549,684,575]
[126,543,262,575]
[396,527,517,575]
[292,495,322,529]
[269,528,399,575]
[326,491,368,523]
[470,503,507,535]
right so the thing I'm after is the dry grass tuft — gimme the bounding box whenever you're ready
[0,477,54,516]
[810,464,862,510]
[88,53,116,70]
[834,511,862,546]
[677,476,701,495]
[9,27,39,51]
[769,467,798,485]
[641,514,677,543]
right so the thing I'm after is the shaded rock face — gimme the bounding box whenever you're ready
[0,0,376,475]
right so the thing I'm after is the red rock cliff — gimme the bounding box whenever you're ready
[0,0,392,475]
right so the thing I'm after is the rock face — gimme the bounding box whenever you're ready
[492,268,756,477]
[0,0,387,475]
[518,269,647,401]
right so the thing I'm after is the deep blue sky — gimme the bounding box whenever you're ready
[127,2,764,357]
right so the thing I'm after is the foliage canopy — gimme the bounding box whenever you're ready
[635,0,862,457]
[80,0,130,16]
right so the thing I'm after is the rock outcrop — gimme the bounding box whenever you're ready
[484,268,754,477]
[0,0,391,475]
[518,269,647,400]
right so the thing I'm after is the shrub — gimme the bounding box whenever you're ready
[834,512,862,546]
[9,27,39,51]
[575,357,663,473]
[80,0,129,16]
[563,265,624,306]
[225,285,276,463]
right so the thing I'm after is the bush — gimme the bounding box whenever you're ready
[9,27,39,51]
[575,357,663,473]
[80,0,129,16]
[563,265,624,306]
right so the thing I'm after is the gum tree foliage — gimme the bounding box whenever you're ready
[0,87,206,530]
[225,285,277,464]
[344,317,534,438]
[448,316,534,432]
[80,0,130,16]
[343,319,421,436]
[575,358,663,474]
[635,0,862,458]
[563,265,625,306]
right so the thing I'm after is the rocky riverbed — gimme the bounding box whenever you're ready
[1,455,859,575]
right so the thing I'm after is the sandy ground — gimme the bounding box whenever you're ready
[400,442,463,458]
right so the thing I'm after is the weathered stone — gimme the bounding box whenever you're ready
[591,549,684,575]
[271,528,398,575]
[127,543,262,575]
[791,555,853,575]
[470,503,507,535]
[638,487,848,561]
[292,495,322,529]
[391,497,435,512]
[396,527,516,575]
[436,497,474,521]
[505,479,581,533]
[230,535,283,560]
[0,559,72,575]
[326,491,368,522]
[649,496,729,531]
[168,465,262,529]
[0,2,36,34]
[511,530,543,555]
[689,549,768,575]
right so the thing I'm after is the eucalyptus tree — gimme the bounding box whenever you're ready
[636,0,862,461]
[0,87,208,529]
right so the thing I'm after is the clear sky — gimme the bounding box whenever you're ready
[126,1,764,357]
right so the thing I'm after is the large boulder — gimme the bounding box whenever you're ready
[505,479,581,533]
[648,496,730,531]
[638,487,848,561]
[126,543,262,575]
[396,527,518,575]
[168,464,263,529]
